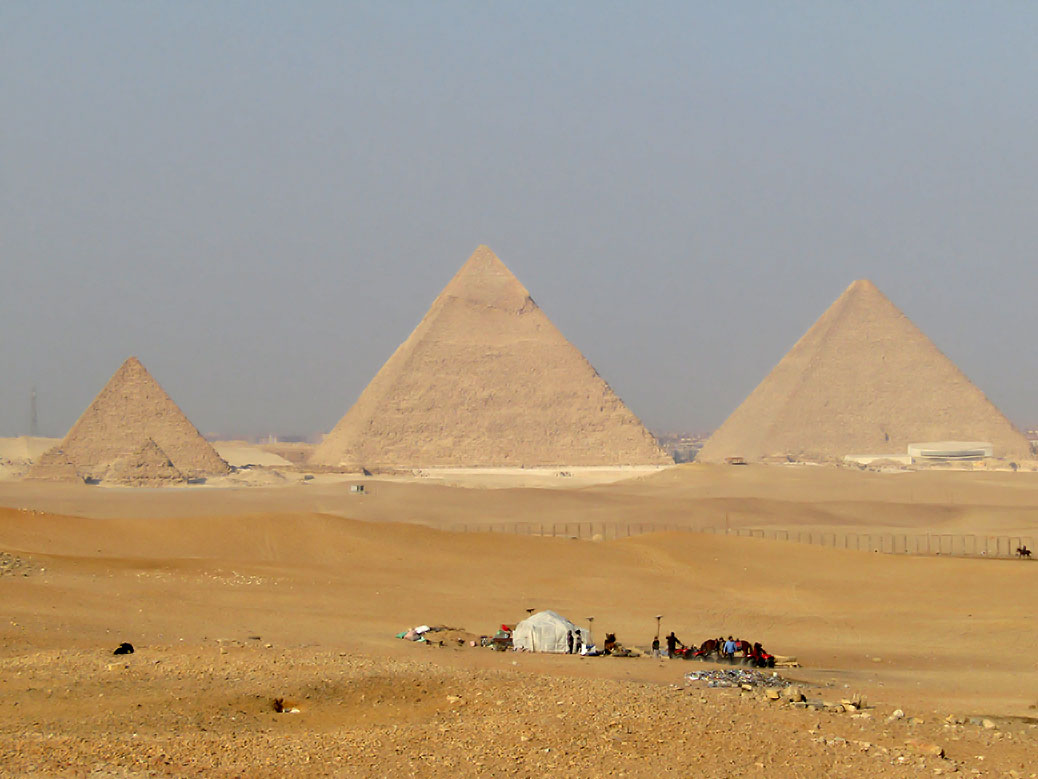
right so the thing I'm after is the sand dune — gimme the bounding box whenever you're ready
[2,465,1036,776]
[2,464,1037,536]
[2,504,1036,716]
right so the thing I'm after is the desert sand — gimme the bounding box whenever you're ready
[1,464,1036,777]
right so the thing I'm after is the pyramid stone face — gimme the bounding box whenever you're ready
[24,447,84,483]
[698,280,1032,463]
[52,357,230,480]
[103,438,187,487]
[312,246,670,468]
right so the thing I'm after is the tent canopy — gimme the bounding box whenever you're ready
[512,610,590,653]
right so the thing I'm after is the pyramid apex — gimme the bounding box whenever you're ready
[831,279,894,312]
[833,279,888,301]
[118,356,147,373]
[439,245,532,311]
[457,244,510,274]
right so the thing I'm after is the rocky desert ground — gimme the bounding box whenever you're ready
[1,463,1037,777]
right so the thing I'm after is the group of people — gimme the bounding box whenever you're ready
[651,632,775,666]
[650,631,686,658]
[565,629,586,654]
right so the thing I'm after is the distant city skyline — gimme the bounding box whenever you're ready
[3,2,1036,438]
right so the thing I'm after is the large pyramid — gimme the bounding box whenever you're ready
[311,245,670,468]
[30,357,230,481]
[698,280,1032,463]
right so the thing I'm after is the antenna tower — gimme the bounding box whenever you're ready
[30,386,39,437]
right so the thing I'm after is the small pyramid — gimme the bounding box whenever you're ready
[103,438,188,487]
[50,357,230,480]
[311,245,670,468]
[698,280,1031,463]
[24,447,84,483]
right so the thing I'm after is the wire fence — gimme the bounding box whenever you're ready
[446,521,1036,559]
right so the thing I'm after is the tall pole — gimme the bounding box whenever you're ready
[655,614,662,640]
[29,386,38,437]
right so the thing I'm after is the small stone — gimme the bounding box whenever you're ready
[892,709,905,719]
[783,686,806,702]
[906,739,945,758]
[981,718,997,730]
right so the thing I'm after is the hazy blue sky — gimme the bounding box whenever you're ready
[2,2,1036,438]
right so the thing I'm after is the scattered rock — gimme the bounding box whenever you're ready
[906,739,945,758]
[684,669,786,689]
[0,551,41,577]
[112,642,134,656]
[783,686,806,702]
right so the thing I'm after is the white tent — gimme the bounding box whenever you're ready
[512,610,590,653]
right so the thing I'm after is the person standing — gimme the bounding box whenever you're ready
[723,636,737,659]
[665,631,684,658]
[651,636,661,659]
[566,630,574,654]
[573,630,583,655]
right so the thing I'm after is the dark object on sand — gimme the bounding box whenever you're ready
[272,697,300,713]
[112,642,134,655]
